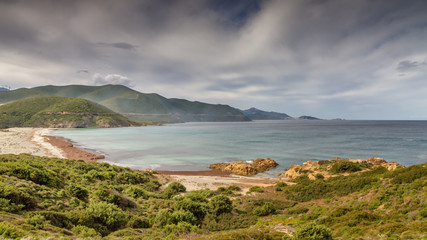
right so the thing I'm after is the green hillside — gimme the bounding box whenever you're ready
[0,85,250,123]
[0,96,141,128]
[0,154,425,239]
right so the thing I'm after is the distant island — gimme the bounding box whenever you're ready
[241,107,321,120]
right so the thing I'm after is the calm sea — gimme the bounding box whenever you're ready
[51,120,427,177]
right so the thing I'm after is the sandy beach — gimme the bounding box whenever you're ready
[0,128,281,191]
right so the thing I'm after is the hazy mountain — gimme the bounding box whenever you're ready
[241,107,291,120]
[0,96,140,128]
[0,85,250,123]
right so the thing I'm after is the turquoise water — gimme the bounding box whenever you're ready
[52,120,427,176]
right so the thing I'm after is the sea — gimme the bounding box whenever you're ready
[51,120,427,177]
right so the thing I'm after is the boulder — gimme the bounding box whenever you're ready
[209,158,279,176]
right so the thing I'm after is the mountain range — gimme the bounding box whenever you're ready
[0,85,249,123]
[240,107,320,120]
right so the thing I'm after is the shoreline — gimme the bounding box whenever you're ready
[0,127,282,191]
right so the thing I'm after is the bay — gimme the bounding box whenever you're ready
[51,120,427,177]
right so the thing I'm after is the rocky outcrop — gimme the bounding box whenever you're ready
[209,158,279,176]
[279,157,403,180]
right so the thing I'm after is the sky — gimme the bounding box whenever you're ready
[0,0,426,120]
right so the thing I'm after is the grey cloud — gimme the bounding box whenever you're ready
[96,42,137,51]
[1,0,427,119]
[397,60,426,72]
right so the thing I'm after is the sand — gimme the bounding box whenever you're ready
[0,128,64,158]
[0,128,281,191]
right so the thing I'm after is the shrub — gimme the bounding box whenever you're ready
[208,195,233,215]
[29,211,72,229]
[276,182,288,187]
[116,171,149,184]
[331,161,363,173]
[293,223,333,240]
[0,198,24,213]
[247,186,264,193]
[390,165,427,184]
[71,225,101,238]
[153,209,172,227]
[315,173,325,179]
[25,214,49,229]
[174,197,208,220]
[0,182,36,209]
[419,210,427,218]
[127,216,150,228]
[66,183,89,200]
[288,207,309,215]
[75,201,128,235]
[170,210,197,225]
[161,182,186,199]
[163,222,198,236]
[201,213,257,231]
[253,202,277,216]
[0,222,24,239]
[123,185,148,200]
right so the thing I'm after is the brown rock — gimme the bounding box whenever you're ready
[209,158,279,176]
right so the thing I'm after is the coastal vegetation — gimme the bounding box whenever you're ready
[0,96,141,128]
[0,154,425,239]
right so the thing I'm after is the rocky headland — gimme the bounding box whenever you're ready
[208,158,279,176]
[279,157,403,180]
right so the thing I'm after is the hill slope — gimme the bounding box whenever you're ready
[241,107,291,120]
[0,85,250,123]
[0,96,140,128]
[0,153,425,239]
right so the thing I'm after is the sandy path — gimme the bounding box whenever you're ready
[0,128,64,158]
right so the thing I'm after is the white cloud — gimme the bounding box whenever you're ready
[92,73,134,88]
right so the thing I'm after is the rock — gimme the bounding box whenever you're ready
[279,157,404,180]
[209,158,279,176]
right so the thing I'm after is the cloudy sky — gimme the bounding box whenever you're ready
[1,0,426,119]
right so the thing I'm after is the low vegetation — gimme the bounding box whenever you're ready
[0,96,141,128]
[0,154,425,239]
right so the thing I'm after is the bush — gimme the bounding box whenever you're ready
[330,161,362,174]
[208,195,233,215]
[0,222,23,239]
[292,223,333,240]
[170,210,197,225]
[163,222,198,236]
[0,181,36,209]
[25,214,49,229]
[71,225,101,238]
[123,185,148,200]
[127,216,150,228]
[253,202,277,216]
[174,197,208,220]
[390,165,427,184]
[66,183,89,200]
[74,201,128,235]
[0,198,24,213]
[160,182,186,199]
[419,210,427,218]
[276,182,288,187]
[247,186,264,193]
[153,209,172,227]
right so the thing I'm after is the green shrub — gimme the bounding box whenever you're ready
[174,197,208,220]
[208,195,233,216]
[0,222,24,239]
[247,186,264,193]
[253,202,277,216]
[390,165,427,184]
[74,201,128,235]
[66,183,88,200]
[163,222,198,236]
[330,161,362,173]
[288,207,309,215]
[419,210,427,218]
[71,225,101,238]
[25,214,49,229]
[29,211,72,229]
[0,198,24,213]
[153,209,172,227]
[201,213,257,231]
[123,185,148,200]
[127,216,150,228]
[276,182,288,187]
[116,171,149,184]
[0,182,36,209]
[293,223,333,240]
[170,210,197,225]
[315,173,325,179]
[160,182,186,199]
